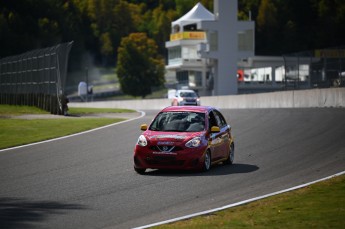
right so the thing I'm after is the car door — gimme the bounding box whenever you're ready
[212,110,231,160]
[208,111,223,161]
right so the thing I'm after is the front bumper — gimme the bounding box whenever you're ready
[178,101,200,106]
[134,145,207,170]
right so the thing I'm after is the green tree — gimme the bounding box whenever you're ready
[85,0,143,65]
[116,33,165,98]
[238,0,260,20]
[0,0,61,57]
[312,0,345,48]
[256,0,279,54]
[144,4,177,55]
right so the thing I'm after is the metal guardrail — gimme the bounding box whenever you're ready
[0,42,73,114]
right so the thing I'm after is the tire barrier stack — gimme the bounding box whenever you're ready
[0,42,73,115]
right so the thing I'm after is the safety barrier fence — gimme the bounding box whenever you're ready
[0,42,73,114]
[69,87,345,110]
[283,47,345,90]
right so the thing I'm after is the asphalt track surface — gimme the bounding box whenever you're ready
[1,108,345,228]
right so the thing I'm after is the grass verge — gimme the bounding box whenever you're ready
[0,118,124,149]
[68,107,134,115]
[0,104,49,116]
[0,105,134,149]
[154,174,345,229]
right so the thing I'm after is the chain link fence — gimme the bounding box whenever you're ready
[0,42,73,114]
[283,46,345,90]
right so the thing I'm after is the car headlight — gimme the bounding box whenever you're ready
[185,137,201,148]
[137,135,147,147]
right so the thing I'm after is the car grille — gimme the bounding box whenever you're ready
[145,156,184,166]
[150,145,183,152]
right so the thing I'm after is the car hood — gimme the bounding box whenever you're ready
[145,131,203,143]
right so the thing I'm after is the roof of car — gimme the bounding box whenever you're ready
[162,106,215,113]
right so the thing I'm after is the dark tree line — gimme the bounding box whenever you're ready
[240,0,345,55]
[1,0,344,69]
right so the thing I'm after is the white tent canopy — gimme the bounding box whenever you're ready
[172,2,214,33]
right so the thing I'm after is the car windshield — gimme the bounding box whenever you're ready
[149,111,205,132]
[180,92,197,98]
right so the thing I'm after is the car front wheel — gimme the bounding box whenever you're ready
[203,151,211,171]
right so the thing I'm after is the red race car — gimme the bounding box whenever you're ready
[133,106,234,174]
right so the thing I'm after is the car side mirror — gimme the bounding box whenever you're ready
[140,124,148,131]
[211,126,220,133]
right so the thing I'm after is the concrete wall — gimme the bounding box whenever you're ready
[69,88,345,110]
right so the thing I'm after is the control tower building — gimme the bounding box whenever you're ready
[165,0,255,95]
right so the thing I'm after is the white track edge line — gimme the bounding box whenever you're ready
[0,111,145,153]
[133,170,345,229]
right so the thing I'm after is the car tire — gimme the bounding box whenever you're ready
[224,143,234,165]
[203,151,211,171]
[134,167,146,174]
